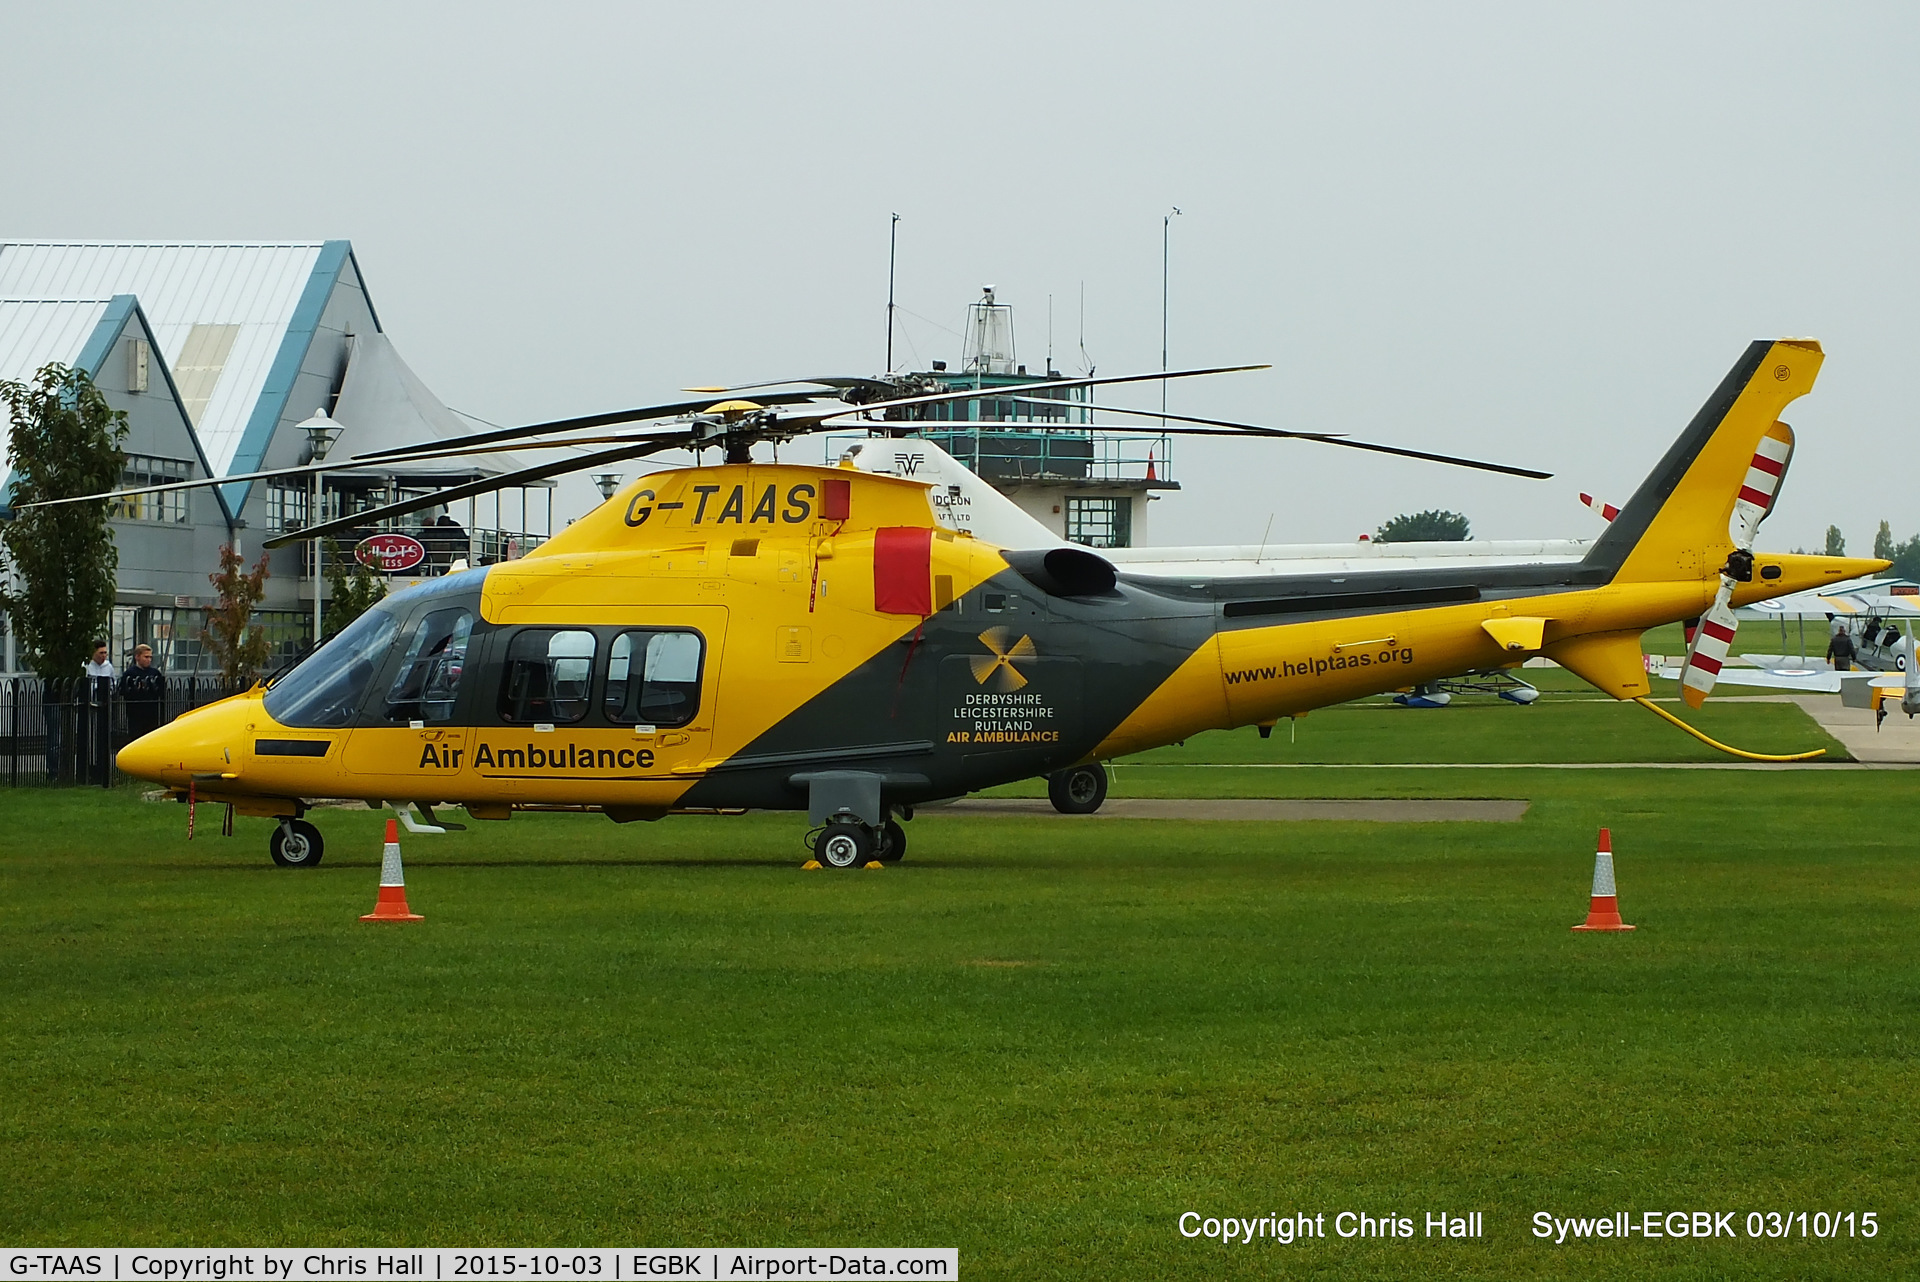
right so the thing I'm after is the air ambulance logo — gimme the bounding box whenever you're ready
[971,627,1036,692]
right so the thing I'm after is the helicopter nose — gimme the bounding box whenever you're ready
[116,696,253,785]
[114,726,173,783]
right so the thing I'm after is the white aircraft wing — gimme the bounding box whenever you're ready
[1842,592,1920,618]
[1656,663,1842,693]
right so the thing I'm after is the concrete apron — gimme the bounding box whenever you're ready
[1792,694,1920,764]
[945,798,1530,822]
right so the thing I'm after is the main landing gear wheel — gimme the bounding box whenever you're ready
[270,819,325,868]
[1048,764,1109,815]
[877,818,908,863]
[815,820,875,869]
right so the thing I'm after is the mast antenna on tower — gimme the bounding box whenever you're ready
[885,213,900,373]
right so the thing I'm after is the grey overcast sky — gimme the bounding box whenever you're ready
[3,1,1916,552]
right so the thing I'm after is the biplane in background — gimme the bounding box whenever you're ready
[26,340,1885,867]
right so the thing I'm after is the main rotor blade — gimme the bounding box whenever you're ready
[1034,400,1552,480]
[11,425,703,513]
[685,376,895,394]
[12,460,326,511]
[351,390,829,462]
[1028,419,1350,442]
[352,366,1268,463]
[1003,396,1349,442]
[336,425,701,467]
[261,434,697,548]
[792,363,1271,429]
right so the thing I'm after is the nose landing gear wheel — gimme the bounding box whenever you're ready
[814,820,875,869]
[1048,763,1108,815]
[270,819,325,868]
[877,818,908,863]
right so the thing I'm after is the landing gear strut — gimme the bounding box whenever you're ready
[1048,763,1108,815]
[270,818,325,868]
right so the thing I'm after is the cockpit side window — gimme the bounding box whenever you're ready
[263,608,400,728]
[384,607,473,724]
[497,629,596,724]
[603,630,704,728]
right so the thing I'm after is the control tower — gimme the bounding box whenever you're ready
[869,289,1175,548]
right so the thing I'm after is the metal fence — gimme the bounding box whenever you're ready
[1,674,251,788]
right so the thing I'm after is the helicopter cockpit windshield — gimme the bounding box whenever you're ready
[263,606,401,728]
[263,569,491,729]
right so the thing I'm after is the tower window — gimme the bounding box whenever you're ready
[1066,496,1132,548]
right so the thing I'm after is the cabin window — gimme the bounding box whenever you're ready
[497,629,597,724]
[384,608,472,723]
[603,630,704,728]
[263,608,399,728]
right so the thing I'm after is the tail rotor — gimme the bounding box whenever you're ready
[1678,423,1794,708]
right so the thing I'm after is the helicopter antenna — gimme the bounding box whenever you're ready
[885,213,900,374]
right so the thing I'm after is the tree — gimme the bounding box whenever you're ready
[203,544,271,684]
[322,536,388,639]
[1376,510,1470,543]
[1874,520,1895,560]
[1892,535,1920,585]
[0,363,128,678]
[1825,525,1846,556]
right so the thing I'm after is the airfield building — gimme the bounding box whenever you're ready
[0,241,552,677]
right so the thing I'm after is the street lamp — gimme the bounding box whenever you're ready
[592,473,623,501]
[298,409,343,650]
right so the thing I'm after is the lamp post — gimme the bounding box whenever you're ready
[592,473,623,502]
[298,410,343,650]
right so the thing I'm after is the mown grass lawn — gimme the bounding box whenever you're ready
[0,695,1914,1280]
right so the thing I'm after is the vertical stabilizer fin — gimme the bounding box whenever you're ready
[1585,340,1822,584]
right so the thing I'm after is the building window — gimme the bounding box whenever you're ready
[1066,496,1132,548]
[174,322,240,426]
[110,455,192,523]
[266,484,310,533]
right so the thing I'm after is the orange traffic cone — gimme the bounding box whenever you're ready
[1572,827,1634,931]
[361,819,424,922]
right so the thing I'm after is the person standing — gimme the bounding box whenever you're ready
[120,643,166,740]
[1827,623,1856,672]
[433,511,468,574]
[79,640,116,784]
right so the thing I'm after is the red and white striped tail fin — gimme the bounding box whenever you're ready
[1731,422,1794,547]
[1578,492,1621,523]
[1680,583,1739,709]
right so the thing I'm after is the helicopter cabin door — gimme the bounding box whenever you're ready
[597,614,725,779]
[341,602,477,789]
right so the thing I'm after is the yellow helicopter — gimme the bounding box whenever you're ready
[46,342,1883,867]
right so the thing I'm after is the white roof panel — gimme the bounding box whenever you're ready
[0,298,114,476]
[0,297,111,384]
[0,242,327,476]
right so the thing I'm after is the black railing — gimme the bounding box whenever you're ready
[1,675,251,788]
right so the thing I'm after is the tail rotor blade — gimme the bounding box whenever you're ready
[1681,578,1740,709]
[1731,422,1794,549]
